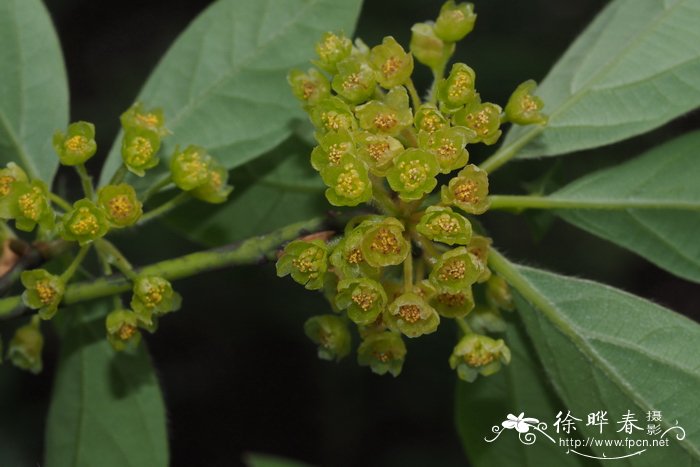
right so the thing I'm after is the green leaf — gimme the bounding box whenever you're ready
[0,0,68,184]
[165,136,326,246]
[244,453,313,467]
[45,300,168,467]
[99,0,363,188]
[551,131,700,283]
[502,0,700,160]
[490,250,700,466]
[456,317,591,467]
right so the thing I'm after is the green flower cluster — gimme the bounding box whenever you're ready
[280,1,546,380]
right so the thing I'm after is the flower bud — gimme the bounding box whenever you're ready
[356,131,403,176]
[355,86,413,136]
[131,276,182,326]
[336,278,388,325]
[434,1,477,42]
[504,80,547,125]
[105,309,142,351]
[370,36,414,89]
[453,100,502,145]
[414,104,448,133]
[332,56,377,104]
[409,22,455,70]
[437,63,477,112]
[357,331,406,376]
[416,206,472,246]
[430,288,475,318]
[120,102,168,137]
[467,234,492,283]
[97,184,142,228]
[310,97,358,134]
[385,292,440,338]
[276,239,329,290]
[449,333,511,382]
[467,306,507,334]
[320,155,372,207]
[485,274,515,311]
[21,269,65,320]
[429,246,482,293]
[60,199,110,245]
[418,125,474,173]
[288,68,331,107]
[52,121,97,166]
[311,130,355,173]
[360,217,409,267]
[189,155,233,204]
[386,148,440,201]
[304,314,351,361]
[7,319,44,374]
[441,164,490,214]
[121,128,161,176]
[0,163,28,219]
[314,32,353,73]
[12,181,54,232]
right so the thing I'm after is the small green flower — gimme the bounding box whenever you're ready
[429,247,482,293]
[354,86,413,136]
[21,269,65,320]
[170,145,213,191]
[453,100,502,145]
[131,276,182,326]
[449,334,511,382]
[120,102,168,137]
[52,121,97,166]
[12,180,54,232]
[416,206,472,245]
[467,234,492,283]
[430,288,475,318]
[409,22,455,70]
[356,131,403,176]
[105,309,142,351]
[288,68,331,107]
[321,156,372,207]
[189,156,233,204]
[504,80,547,125]
[329,227,379,279]
[370,36,414,89]
[314,32,353,73]
[336,278,388,325]
[304,314,351,361]
[441,164,490,214]
[311,130,355,173]
[414,104,449,133]
[97,184,142,228]
[332,55,377,104]
[360,217,409,267]
[357,331,406,377]
[310,96,358,134]
[467,306,507,334]
[122,128,161,176]
[385,292,440,338]
[60,199,110,245]
[276,239,329,290]
[7,319,44,374]
[485,275,514,311]
[386,148,440,200]
[418,126,474,173]
[437,63,477,112]
[0,163,28,219]
[434,1,477,42]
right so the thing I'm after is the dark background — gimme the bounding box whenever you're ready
[1,1,698,466]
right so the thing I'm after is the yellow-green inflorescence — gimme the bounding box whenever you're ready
[281,1,547,379]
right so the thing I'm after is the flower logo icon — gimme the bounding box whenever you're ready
[502,412,540,433]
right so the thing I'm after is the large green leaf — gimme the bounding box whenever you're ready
[99,0,363,188]
[501,0,700,160]
[456,317,591,467]
[45,300,168,467]
[550,131,700,283]
[165,136,326,246]
[0,0,68,183]
[490,251,700,466]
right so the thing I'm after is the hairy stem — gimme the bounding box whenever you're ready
[478,126,545,174]
[138,191,190,225]
[488,195,700,211]
[76,163,95,200]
